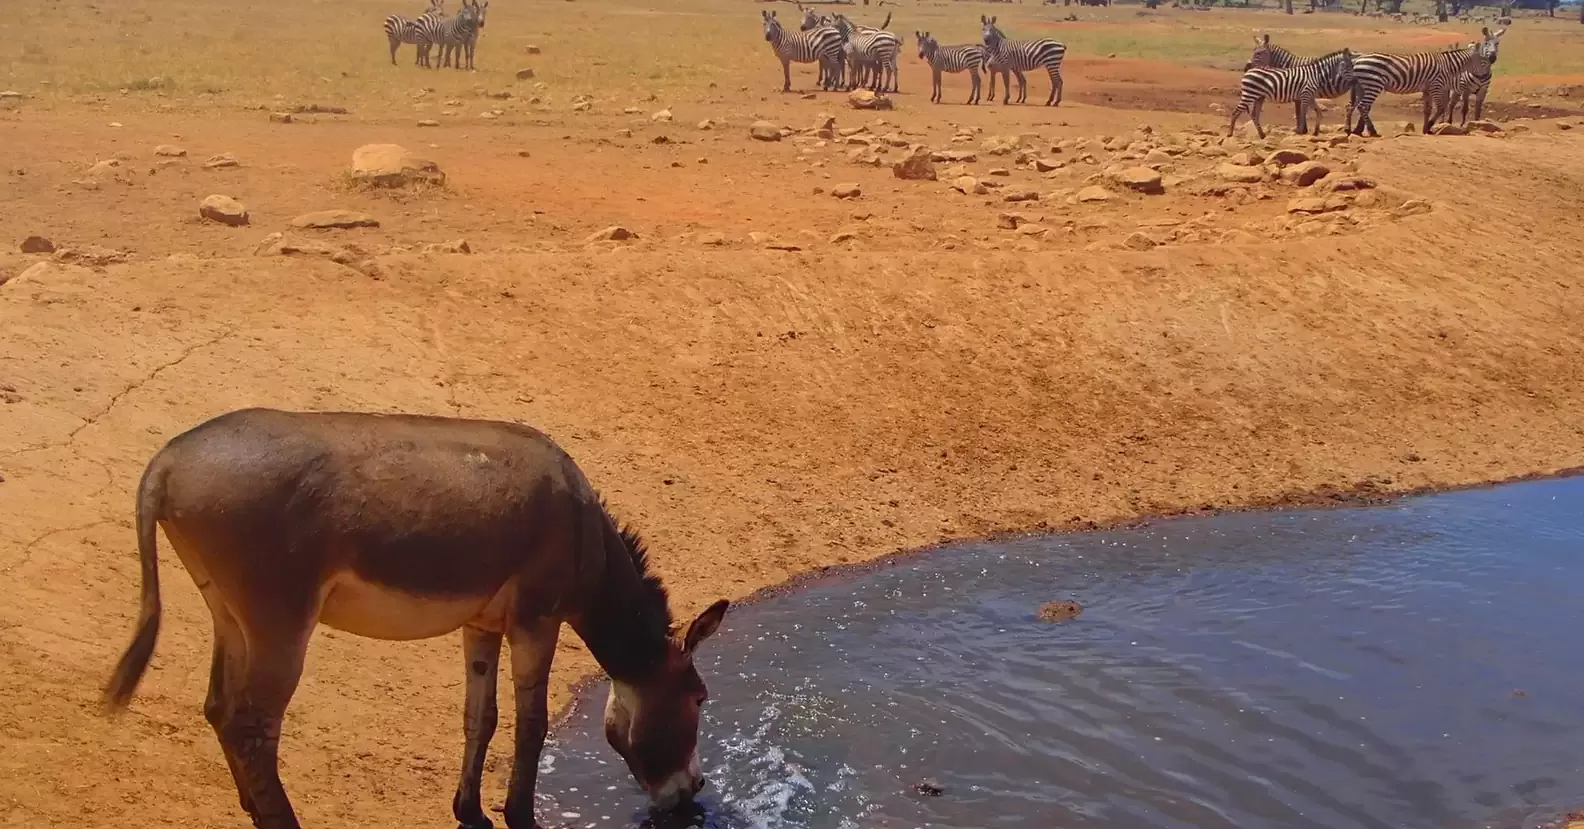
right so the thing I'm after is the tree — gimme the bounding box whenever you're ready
[1435,0,1448,20]
[1579,0,1583,23]
[1285,0,1294,13]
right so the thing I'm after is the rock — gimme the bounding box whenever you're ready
[1033,158,1062,172]
[930,150,977,163]
[0,91,22,100]
[847,89,893,110]
[697,119,716,130]
[5,261,52,287]
[199,195,250,227]
[749,121,782,141]
[515,68,536,80]
[586,225,637,243]
[1267,148,1309,166]
[1325,175,1376,192]
[349,144,444,188]
[1003,189,1039,203]
[85,159,122,178]
[1036,600,1083,622]
[525,45,542,54]
[1122,232,1158,251]
[52,246,129,267]
[417,119,440,127]
[913,779,945,797]
[204,153,241,169]
[892,146,937,181]
[19,235,55,254]
[951,176,988,196]
[290,210,379,229]
[1431,122,1469,136]
[154,145,187,158]
[1280,160,1330,187]
[422,239,472,254]
[1394,199,1433,217]
[1395,121,1417,135]
[261,237,358,264]
[980,134,1021,156]
[831,183,861,199]
[698,232,727,246]
[1144,148,1174,165]
[1286,196,1344,215]
[1075,185,1113,203]
[1112,166,1164,194]
[987,167,1011,177]
[652,108,673,122]
[1226,150,1264,166]
[829,229,859,243]
[269,112,294,124]
[1217,163,1265,183]
[571,99,592,112]
[253,232,284,255]
[997,212,1028,230]
[1017,223,1049,239]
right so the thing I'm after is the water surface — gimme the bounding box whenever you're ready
[536,477,1584,829]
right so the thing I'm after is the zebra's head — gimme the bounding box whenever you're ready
[425,0,445,16]
[830,14,856,38]
[980,15,1004,50]
[1479,25,1506,67]
[762,9,783,43]
[916,31,935,61]
[1245,33,1281,71]
[1323,47,1356,87]
[799,6,821,31]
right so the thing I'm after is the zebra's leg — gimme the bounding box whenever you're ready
[781,57,792,93]
[1227,103,1244,137]
[1015,70,1029,104]
[1001,70,1012,105]
[1419,91,1434,134]
[1251,99,1267,140]
[988,69,997,103]
[1473,85,1487,122]
[389,35,400,65]
[1052,69,1063,106]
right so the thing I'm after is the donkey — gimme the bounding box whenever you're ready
[102,407,731,829]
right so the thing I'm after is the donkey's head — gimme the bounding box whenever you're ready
[603,598,730,812]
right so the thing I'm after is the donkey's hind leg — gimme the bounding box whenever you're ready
[452,625,504,829]
[200,592,256,822]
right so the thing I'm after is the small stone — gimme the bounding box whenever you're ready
[153,145,187,158]
[1325,175,1376,192]
[698,232,727,246]
[1267,148,1309,166]
[651,108,673,122]
[1112,166,1164,194]
[1395,121,1417,135]
[290,210,380,229]
[269,112,294,124]
[1016,223,1049,239]
[198,194,249,226]
[1122,232,1158,251]
[997,213,1027,230]
[515,68,536,80]
[930,150,977,163]
[831,183,861,199]
[1281,160,1330,187]
[1033,158,1062,172]
[417,119,440,127]
[204,153,241,169]
[586,225,636,243]
[951,176,987,196]
[572,100,592,112]
[525,45,542,54]
[0,91,23,100]
[1394,199,1433,217]
[980,134,1021,156]
[1286,197,1342,215]
[697,119,716,130]
[749,121,782,141]
[1003,189,1039,203]
[1036,600,1083,622]
[912,779,945,797]
[422,239,472,254]
[1431,122,1469,136]
[1144,148,1173,164]
[350,144,443,188]
[829,229,859,243]
[987,167,1011,177]
[1075,185,1113,203]
[1217,163,1265,183]
[892,146,937,181]
[847,89,893,110]
[20,235,55,254]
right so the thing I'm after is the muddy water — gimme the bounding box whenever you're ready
[534,477,1584,829]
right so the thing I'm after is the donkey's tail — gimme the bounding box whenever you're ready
[102,453,169,713]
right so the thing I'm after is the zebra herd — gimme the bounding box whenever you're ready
[761,9,1068,106]
[1228,27,1506,139]
[383,0,489,70]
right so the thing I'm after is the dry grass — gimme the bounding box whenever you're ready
[5,0,1584,115]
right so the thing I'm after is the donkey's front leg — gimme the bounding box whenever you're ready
[453,625,504,829]
[502,617,560,829]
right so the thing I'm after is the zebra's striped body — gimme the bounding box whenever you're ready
[383,0,444,66]
[763,9,844,93]
[416,0,484,71]
[832,14,901,93]
[1227,48,1355,138]
[980,15,1066,106]
[916,32,988,105]
[1244,36,1360,137]
[1452,28,1504,125]
[1347,28,1502,136]
[439,0,487,70]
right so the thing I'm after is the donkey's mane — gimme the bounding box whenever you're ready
[599,494,674,628]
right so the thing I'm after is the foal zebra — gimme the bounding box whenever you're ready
[383,0,444,66]
[1228,48,1355,138]
[917,32,988,105]
[1243,36,1361,137]
[831,14,901,93]
[1347,28,1502,136]
[762,9,844,93]
[1451,26,1505,125]
[979,15,1066,106]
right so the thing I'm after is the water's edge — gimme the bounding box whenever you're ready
[550,465,1584,732]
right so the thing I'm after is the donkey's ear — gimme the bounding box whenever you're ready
[682,599,730,655]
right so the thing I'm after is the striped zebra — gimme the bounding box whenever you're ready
[383,0,444,67]
[1347,28,1502,136]
[762,9,844,93]
[916,32,988,105]
[1451,26,1505,125]
[1244,36,1361,137]
[798,9,845,90]
[831,14,901,93]
[416,0,484,71]
[439,0,488,70]
[1227,48,1355,138]
[979,15,1066,107]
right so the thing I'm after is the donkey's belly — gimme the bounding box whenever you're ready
[318,571,511,641]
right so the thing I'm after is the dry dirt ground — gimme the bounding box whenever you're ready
[4,0,1584,826]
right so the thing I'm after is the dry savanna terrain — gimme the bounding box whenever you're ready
[3,0,1584,826]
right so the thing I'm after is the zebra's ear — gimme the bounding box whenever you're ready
[1262,33,1270,45]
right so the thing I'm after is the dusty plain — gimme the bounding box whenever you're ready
[3,0,1584,825]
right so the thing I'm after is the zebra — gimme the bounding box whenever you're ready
[979,15,1066,106]
[1227,48,1355,139]
[440,0,487,70]
[383,0,445,67]
[1346,29,1501,136]
[1244,36,1361,137]
[830,13,901,93]
[798,9,844,90]
[762,9,844,93]
[1451,26,1506,125]
[416,0,484,71]
[916,32,989,105]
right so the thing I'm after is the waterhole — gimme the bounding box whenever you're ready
[535,477,1584,829]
